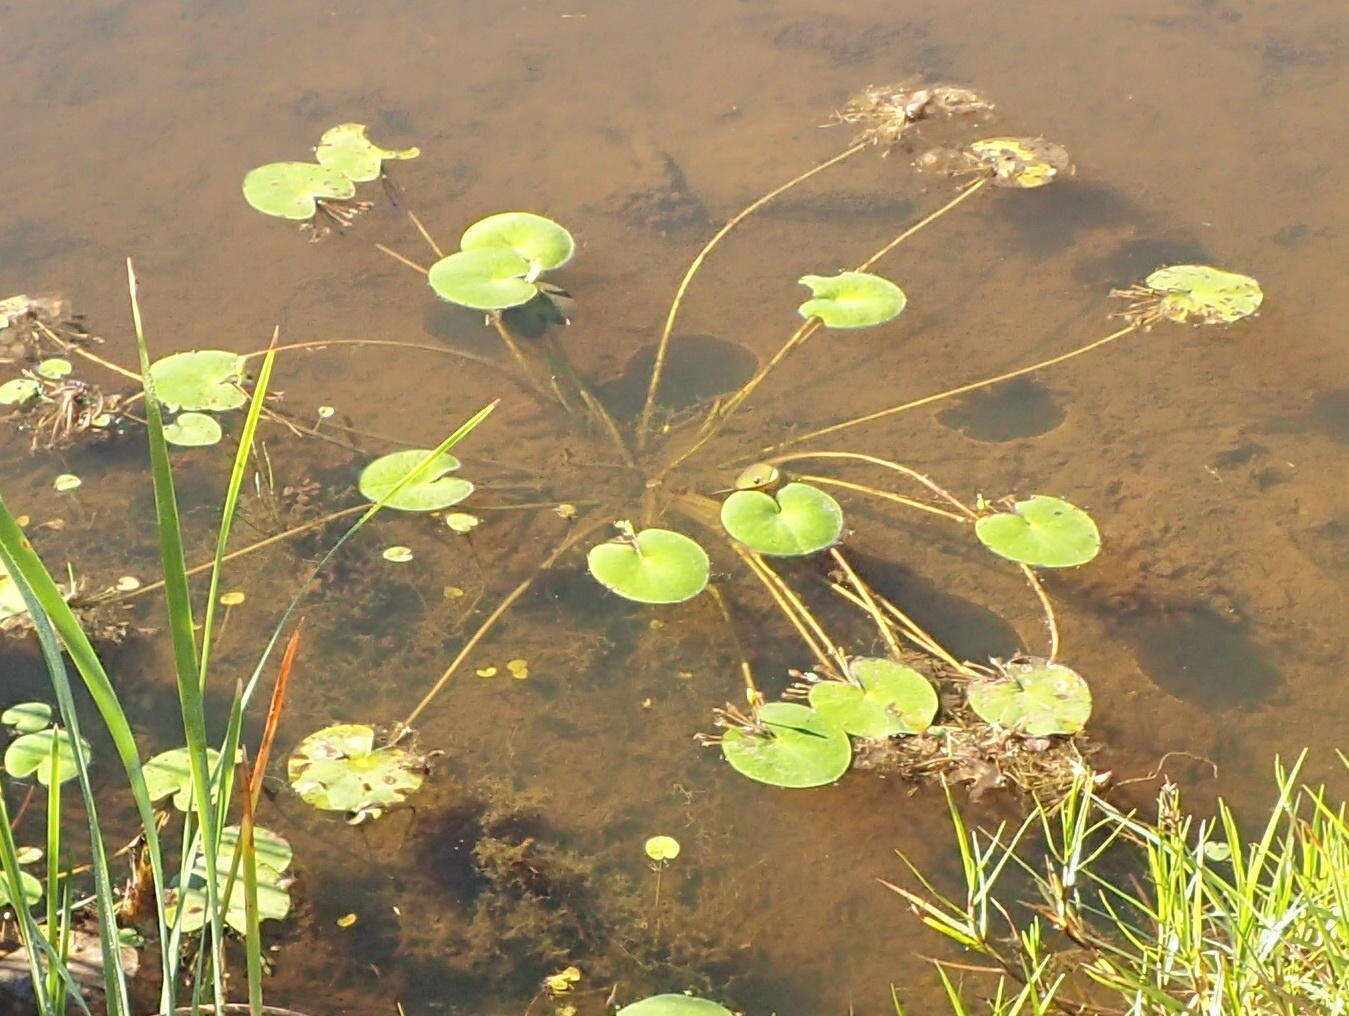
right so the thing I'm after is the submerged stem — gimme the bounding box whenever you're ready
[828,548,901,660]
[795,473,968,523]
[767,451,977,519]
[1019,563,1060,661]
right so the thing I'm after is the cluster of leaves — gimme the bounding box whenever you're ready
[427,211,576,312]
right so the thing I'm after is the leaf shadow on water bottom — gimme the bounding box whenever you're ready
[598,334,759,420]
[936,377,1065,442]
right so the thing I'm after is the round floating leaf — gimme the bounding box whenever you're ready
[53,473,81,492]
[617,997,734,1016]
[798,271,908,329]
[359,448,473,512]
[720,702,852,789]
[2,702,52,734]
[315,123,419,183]
[444,512,479,533]
[382,545,414,563]
[172,831,291,934]
[733,462,780,490]
[0,869,43,908]
[36,358,71,379]
[975,495,1100,568]
[586,527,709,604]
[218,824,293,872]
[720,482,843,557]
[968,137,1073,188]
[644,835,681,861]
[460,212,575,271]
[4,728,87,786]
[427,248,539,311]
[242,161,356,220]
[808,659,938,738]
[163,412,223,447]
[149,350,247,413]
[287,723,425,821]
[967,658,1092,736]
[1144,265,1263,325]
[143,747,223,811]
[0,378,40,405]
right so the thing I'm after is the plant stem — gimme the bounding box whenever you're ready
[767,451,977,519]
[794,474,968,523]
[707,583,761,706]
[637,141,869,448]
[766,322,1139,453]
[407,210,445,258]
[1019,563,1059,661]
[729,543,847,675]
[375,243,429,275]
[828,548,900,660]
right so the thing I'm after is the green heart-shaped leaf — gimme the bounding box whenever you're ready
[798,271,907,329]
[1144,265,1263,325]
[0,378,40,405]
[218,824,293,873]
[358,449,473,512]
[617,997,734,1016]
[149,350,247,413]
[975,495,1100,568]
[143,747,224,811]
[171,827,292,933]
[808,658,938,738]
[315,123,419,182]
[0,869,43,908]
[428,248,539,310]
[588,527,709,604]
[164,412,223,447]
[242,162,356,220]
[2,702,52,734]
[4,728,87,786]
[720,482,843,557]
[460,212,575,270]
[967,658,1092,736]
[720,702,852,788]
[287,723,425,821]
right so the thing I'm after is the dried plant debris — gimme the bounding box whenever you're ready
[0,294,94,364]
[1,373,132,450]
[834,83,993,148]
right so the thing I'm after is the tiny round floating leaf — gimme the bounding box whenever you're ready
[242,161,357,220]
[287,723,425,821]
[808,658,938,738]
[359,448,473,512]
[0,564,27,622]
[382,545,414,563]
[149,350,247,413]
[36,358,71,379]
[968,137,1073,188]
[2,702,52,733]
[798,271,908,329]
[720,701,851,789]
[315,123,420,183]
[720,482,843,557]
[163,412,223,448]
[0,378,40,405]
[734,463,780,490]
[460,212,575,271]
[617,996,734,1016]
[53,474,81,492]
[644,835,681,861]
[219,590,246,606]
[586,528,709,604]
[0,869,43,907]
[1144,265,1263,325]
[428,248,539,311]
[143,747,224,811]
[444,512,480,533]
[4,728,87,786]
[975,495,1100,568]
[967,658,1092,736]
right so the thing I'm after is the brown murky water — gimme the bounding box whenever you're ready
[2,0,1347,1013]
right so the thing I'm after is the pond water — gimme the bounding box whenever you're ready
[1,0,1347,1013]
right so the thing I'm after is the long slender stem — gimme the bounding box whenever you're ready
[795,474,968,523]
[407,211,444,259]
[828,548,900,660]
[707,582,761,706]
[767,322,1139,453]
[638,141,868,447]
[375,243,429,275]
[855,178,986,272]
[1019,563,1059,660]
[767,451,977,519]
[729,542,833,673]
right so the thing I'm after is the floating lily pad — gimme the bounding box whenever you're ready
[975,495,1100,568]
[36,358,71,379]
[315,123,419,182]
[720,482,843,557]
[1144,265,1264,325]
[968,137,1073,188]
[0,561,28,621]
[967,658,1092,735]
[2,702,53,733]
[143,747,223,811]
[0,378,40,405]
[358,449,473,512]
[733,462,780,490]
[242,162,357,220]
[149,350,247,413]
[460,212,575,271]
[428,248,540,311]
[164,412,223,447]
[53,473,81,492]
[171,828,292,934]
[617,997,734,1016]
[218,824,293,873]
[798,271,908,329]
[720,702,851,789]
[4,728,87,786]
[586,526,709,604]
[0,869,43,908]
[644,835,681,861]
[808,659,938,738]
[382,545,414,563]
[287,723,425,822]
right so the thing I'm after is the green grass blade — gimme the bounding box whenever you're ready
[43,732,63,1006]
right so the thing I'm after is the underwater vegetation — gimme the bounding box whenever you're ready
[0,83,1268,1014]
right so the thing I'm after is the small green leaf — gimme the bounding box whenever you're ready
[0,869,43,908]
[444,512,480,533]
[720,702,852,789]
[287,724,425,821]
[798,271,907,329]
[315,123,419,182]
[163,412,223,447]
[975,495,1100,568]
[808,659,938,738]
[967,658,1092,736]
[3,728,87,786]
[149,350,247,413]
[382,545,414,563]
[1144,265,1263,325]
[720,482,843,557]
[358,448,473,512]
[617,997,734,1016]
[644,835,681,861]
[2,702,52,733]
[218,824,293,872]
[460,212,575,271]
[36,358,71,379]
[143,747,223,811]
[242,161,356,220]
[427,248,539,311]
[587,527,709,604]
[0,378,40,405]
[53,474,82,493]
[170,827,293,933]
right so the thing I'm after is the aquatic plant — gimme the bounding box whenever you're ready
[807,659,938,738]
[427,212,575,311]
[718,702,852,789]
[720,481,844,557]
[965,657,1092,736]
[617,995,734,1016]
[358,448,474,511]
[287,722,427,823]
[586,523,710,604]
